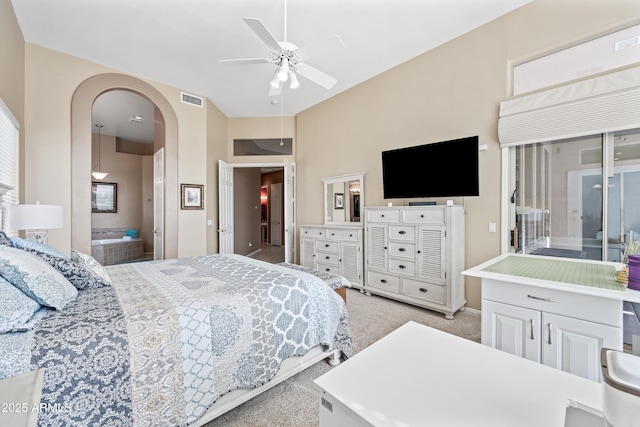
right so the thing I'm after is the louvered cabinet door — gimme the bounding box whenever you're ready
[300,238,317,269]
[339,242,361,283]
[416,225,446,283]
[366,224,388,271]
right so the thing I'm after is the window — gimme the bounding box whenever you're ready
[233,138,293,156]
[513,23,640,95]
[511,130,640,262]
[0,97,19,232]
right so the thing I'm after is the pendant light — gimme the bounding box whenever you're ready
[91,124,108,180]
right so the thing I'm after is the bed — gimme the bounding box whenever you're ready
[0,235,352,427]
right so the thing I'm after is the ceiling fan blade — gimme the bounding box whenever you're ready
[243,17,282,53]
[218,58,268,65]
[296,35,345,61]
[296,63,337,90]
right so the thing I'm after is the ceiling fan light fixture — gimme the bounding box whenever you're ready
[289,72,300,89]
[277,58,289,81]
[270,73,281,88]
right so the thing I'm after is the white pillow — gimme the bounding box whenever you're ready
[0,276,41,333]
[0,245,77,310]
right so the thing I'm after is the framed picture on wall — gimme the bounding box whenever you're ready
[181,184,204,210]
[334,193,344,210]
[92,182,117,213]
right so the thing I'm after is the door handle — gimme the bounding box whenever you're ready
[530,319,534,340]
[547,323,552,345]
[217,229,226,233]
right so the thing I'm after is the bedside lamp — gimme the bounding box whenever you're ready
[8,202,64,245]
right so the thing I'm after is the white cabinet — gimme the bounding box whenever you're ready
[481,279,622,382]
[300,225,363,289]
[364,206,465,319]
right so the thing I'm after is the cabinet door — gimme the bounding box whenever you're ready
[366,224,388,270]
[542,312,621,382]
[482,300,541,363]
[339,242,361,284]
[416,225,446,283]
[300,238,316,269]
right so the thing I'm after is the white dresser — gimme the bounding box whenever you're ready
[300,225,363,289]
[364,205,466,319]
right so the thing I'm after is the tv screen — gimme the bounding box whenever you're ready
[382,136,479,199]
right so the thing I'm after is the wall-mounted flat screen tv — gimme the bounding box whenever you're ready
[382,136,479,199]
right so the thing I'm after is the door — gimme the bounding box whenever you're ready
[300,238,316,269]
[218,160,234,253]
[340,242,361,284]
[284,161,296,263]
[153,148,164,260]
[542,312,621,381]
[270,183,282,246]
[482,300,541,363]
[417,225,447,283]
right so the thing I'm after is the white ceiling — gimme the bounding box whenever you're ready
[11,0,531,141]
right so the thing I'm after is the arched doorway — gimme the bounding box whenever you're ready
[71,73,179,258]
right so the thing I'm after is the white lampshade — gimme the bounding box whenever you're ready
[8,204,64,230]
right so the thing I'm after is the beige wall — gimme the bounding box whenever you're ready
[0,0,25,201]
[296,0,640,310]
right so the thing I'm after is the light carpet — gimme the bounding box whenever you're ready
[204,288,481,427]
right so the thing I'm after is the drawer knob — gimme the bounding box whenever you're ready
[399,265,406,269]
[349,234,353,237]
[381,279,387,284]
[325,256,330,259]
[419,288,428,293]
[326,268,330,271]
[399,230,406,235]
[399,247,406,252]
[325,244,330,247]
[381,214,385,217]
[332,233,335,236]
[420,214,424,218]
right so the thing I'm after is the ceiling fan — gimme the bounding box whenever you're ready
[218,0,345,95]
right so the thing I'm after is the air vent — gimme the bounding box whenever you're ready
[181,92,203,108]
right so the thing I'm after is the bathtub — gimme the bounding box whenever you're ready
[91,237,144,266]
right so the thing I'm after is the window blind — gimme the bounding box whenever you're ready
[499,66,640,147]
[0,97,19,232]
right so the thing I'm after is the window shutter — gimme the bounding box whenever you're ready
[0,97,19,233]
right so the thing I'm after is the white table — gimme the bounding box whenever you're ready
[314,321,603,427]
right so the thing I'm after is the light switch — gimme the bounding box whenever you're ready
[489,222,496,233]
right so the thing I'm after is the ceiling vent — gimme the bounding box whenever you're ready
[181,92,203,108]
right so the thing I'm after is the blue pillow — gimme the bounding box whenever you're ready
[71,249,111,287]
[22,248,108,291]
[10,237,69,260]
[0,276,42,333]
[0,245,77,310]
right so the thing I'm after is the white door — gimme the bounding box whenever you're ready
[542,312,621,381]
[270,183,282,247]
[284,161,296,263]
[153,148,164,260]
[218,160,234,253]
[482,300,541,363]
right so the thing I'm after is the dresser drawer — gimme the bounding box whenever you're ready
[317,251,339,266]
[389,225,415,241]
[327,228,359,242]
[317,263,339,274]
[316,240,338,253]
[366,209,400,223]
[403,209,445,224]
[389,241,415,259]
[403,278,446,304]
[389,258,416,276]
[301,227,325,238]
[367,271,400,293]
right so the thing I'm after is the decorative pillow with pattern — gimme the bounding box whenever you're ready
[10,237,69,260]
[0,231,12,247]
[0,245,77,310]
[71,249,112,286]
[0,275,42,333]
[22,248,108,291]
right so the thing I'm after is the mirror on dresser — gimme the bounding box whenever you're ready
[323,172,364,224]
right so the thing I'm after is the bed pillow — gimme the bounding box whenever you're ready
[71,249,111,286]
[22,248,108,291]
[0,245,77,310]
[0,231,12,247]
[0,276,42,333]
[10,237,69,260]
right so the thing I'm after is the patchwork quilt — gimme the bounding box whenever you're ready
[0,254,352,426]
